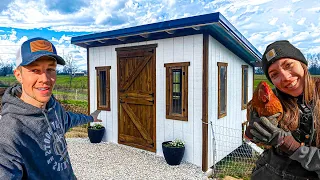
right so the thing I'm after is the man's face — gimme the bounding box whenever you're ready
[14,56,57,108]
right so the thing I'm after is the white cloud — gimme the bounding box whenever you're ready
[164,0,176,7]
[291,31,310,42]
[307,7,320,13]
[269,17,278,25]
[306,46,320,54]
[297,17,306,25]
[281,24,293,38]
[313,38,320,43]
[0,0,318,67]
[264,31,282,42]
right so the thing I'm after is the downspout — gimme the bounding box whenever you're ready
[202,33,209,171]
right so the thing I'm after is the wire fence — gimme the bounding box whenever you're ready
[209,122,263,179]
[53,88,88,101]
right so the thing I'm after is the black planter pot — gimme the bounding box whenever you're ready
[87,127,105,143]
[162,141,185,165]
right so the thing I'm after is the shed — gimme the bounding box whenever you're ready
[71,12,261,171]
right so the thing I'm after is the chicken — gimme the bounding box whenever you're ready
[244,81,283,142]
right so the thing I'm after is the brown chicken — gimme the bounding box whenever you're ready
[244,81,283,142]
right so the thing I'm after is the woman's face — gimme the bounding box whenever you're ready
[268,58,305,97]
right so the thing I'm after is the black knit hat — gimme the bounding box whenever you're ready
[262,40,307,83]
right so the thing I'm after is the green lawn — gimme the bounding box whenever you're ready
[0,75,88,101]
[0,75,87,88]
[253,74,274,89]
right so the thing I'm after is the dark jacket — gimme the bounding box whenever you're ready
[0,85,93,179]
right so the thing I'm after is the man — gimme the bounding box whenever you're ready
[0,37,101,179]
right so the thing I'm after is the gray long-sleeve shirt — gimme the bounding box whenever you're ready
[0,85,93,179]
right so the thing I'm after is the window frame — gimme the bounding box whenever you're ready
[217,62,228,119]
[95,66,111,111]
[164,62,190,121]
[241,65,249,110]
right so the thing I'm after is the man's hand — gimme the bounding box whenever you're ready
[90,110,102,122]
[250,116,301,155]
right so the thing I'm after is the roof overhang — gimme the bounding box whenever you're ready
[71,12,262,67]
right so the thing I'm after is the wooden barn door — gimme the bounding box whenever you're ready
[116,44,157,152]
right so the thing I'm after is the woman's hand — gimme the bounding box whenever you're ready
[251,117,301,155]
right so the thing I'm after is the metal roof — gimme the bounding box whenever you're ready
[71,12,262,66]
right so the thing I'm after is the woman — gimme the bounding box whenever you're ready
[248,40,320,180]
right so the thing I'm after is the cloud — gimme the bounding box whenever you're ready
[264,31,282,42]
[291,32,310,42]
[297,17,306,25]
[44,0,88,14]
[0,30,26,65]
[269,17,278,25]
[281,24,293,38]
[0,0,11,12]
[0,0,319,67]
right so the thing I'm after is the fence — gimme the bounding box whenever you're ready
[209,122,263,179]
[53,88,88,101]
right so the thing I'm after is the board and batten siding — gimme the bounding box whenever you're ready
[88,34,203,166]
[207,36,254,166]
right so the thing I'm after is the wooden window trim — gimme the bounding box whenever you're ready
[241,65,249,110]
[95,66,111,111]
[164,62,190,121]
[217,62,228,119]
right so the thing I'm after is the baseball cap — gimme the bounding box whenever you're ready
[16,37,65,67]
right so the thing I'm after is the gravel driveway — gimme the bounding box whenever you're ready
[67,138,203,180]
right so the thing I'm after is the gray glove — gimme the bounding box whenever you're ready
[245,111,280,140]
[250,114,291,147]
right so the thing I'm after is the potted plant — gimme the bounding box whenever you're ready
[162,139,185,165]
[87,123,105,143]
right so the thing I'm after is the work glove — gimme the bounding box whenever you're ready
[250,116,301,155]
[244,111,279,140]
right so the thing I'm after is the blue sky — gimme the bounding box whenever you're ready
[0,0,319,70]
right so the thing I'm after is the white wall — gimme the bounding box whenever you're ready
[207,36,254,167]
[88,34,203,166]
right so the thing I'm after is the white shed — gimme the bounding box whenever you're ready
[71,12,261,171]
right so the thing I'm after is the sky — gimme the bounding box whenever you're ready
[0,0,319,70]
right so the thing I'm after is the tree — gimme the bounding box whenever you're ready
[0,56,14,76]
[306,53,320,75]
[62,53,79,87]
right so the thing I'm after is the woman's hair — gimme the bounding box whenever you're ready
[276,63,320,147]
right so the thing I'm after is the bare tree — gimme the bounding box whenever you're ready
[62,53,79,87]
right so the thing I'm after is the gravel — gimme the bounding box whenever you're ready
[67,138,204,180]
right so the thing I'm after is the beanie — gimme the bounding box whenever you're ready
[261,40,307,83]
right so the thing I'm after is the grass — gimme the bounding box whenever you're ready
[59,99,88,108]
[253,74,274,89]
[65,126,88,138]
[215,160,254,180]
[0,75,87,89]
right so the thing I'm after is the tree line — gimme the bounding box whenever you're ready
[255,53,320,75]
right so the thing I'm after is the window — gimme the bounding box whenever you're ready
[217,62,228,119]
[242,65,248,110]
[95,66,111,111]
[164,62,190,121]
